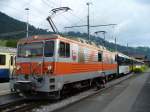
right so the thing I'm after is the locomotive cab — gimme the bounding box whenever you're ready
[11,35,60,94]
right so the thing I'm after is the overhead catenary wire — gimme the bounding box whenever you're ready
[0,0,49,25]
[0,0,54,36]
[40,0,75,31]
[46,0,60,8]
[44,0,90,32]
[1,0,117,37]
[2,0,90,33]
[68,11,87,27]
[41,0,55,9]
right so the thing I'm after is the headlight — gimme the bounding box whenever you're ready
[16,65,21,70]
[38,62,42,65]
[47,65,52,71]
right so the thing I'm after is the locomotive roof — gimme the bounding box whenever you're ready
[18,34,109,51]
[18,34,59,44]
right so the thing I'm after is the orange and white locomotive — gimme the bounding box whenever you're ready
[10,34,118,98]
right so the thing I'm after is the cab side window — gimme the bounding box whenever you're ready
[59,42,70,58]
[44,41,54,57]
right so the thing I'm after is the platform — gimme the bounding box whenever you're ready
[0,82,10,96]
[54,71,150,112]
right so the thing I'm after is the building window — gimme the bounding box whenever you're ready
[98,52,102,62]
[59,42,70,57]
[0,55,6,65]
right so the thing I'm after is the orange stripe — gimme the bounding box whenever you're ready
[16,62,117,76]
[53,62,117,75]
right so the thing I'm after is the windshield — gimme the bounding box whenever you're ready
[18,42,43,57]
[18,41,54,58]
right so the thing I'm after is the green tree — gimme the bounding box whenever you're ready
[6,39,17,47]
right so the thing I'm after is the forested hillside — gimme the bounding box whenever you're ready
[65,31,150,59]
[0,11,50,39]
[0,11,150,59]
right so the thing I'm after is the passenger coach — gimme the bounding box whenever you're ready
[0,47,16,81]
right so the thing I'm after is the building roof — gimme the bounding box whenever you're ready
[0,46,16,53]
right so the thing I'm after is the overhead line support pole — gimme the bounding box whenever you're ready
[25,8,29,38]
[87,2,90,41]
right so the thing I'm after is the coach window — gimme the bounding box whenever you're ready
[44,41,54,57]
[59,42,70,57]
[98,52,102,62]
[0,55,6,65]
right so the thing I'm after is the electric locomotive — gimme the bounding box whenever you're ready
[10,34,118,98]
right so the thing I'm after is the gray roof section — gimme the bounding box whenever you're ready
[0,46,16,53]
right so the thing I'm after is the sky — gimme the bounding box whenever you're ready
[0,0,150,47]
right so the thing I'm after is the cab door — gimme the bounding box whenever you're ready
[43,40,55,75]
[56,41,72,74]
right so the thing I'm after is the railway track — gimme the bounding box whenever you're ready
[0,73,139,112]
[0,93,25,112]
[1,101,47,112]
